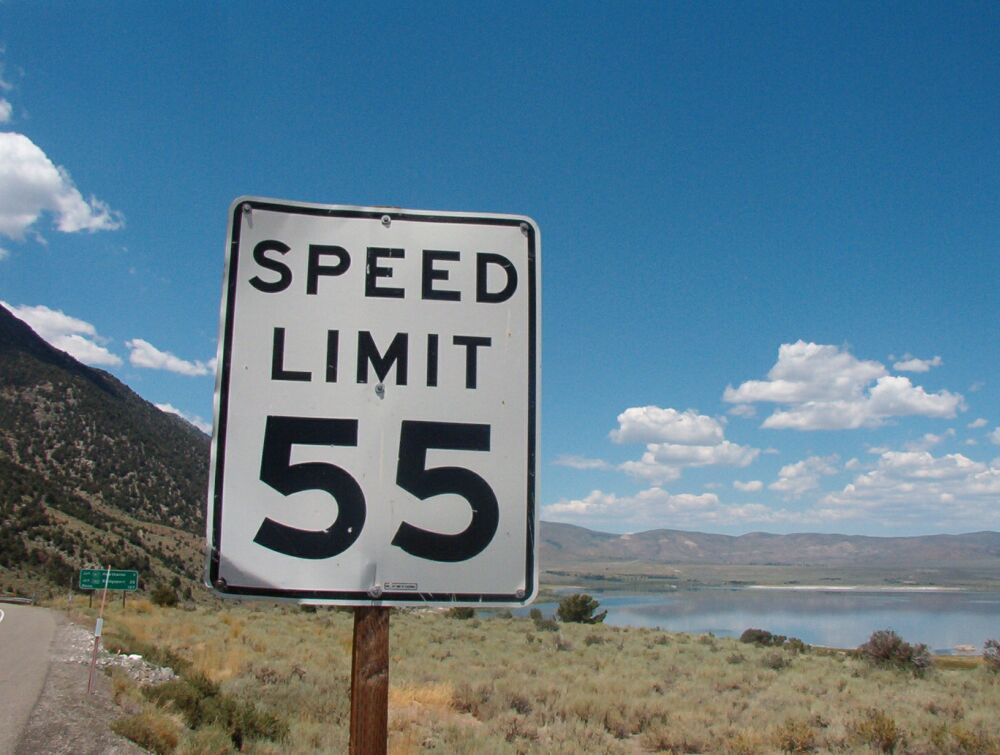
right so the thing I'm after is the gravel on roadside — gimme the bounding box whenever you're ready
[15,612,177,755]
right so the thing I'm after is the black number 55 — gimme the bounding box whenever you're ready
[253,416,499,562]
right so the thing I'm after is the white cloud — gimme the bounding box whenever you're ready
[156,403,212,435]
[905,429,955,451]
[618,456,683,485]
[610,406,724,445]
[724,341,885,405]
[819,450,1000,528]
[0,98,11,123]
[0,132,124,240]
[728,403,756,418]
[126,338,213,376]
[0,246,8,261]
[733,480,764,492]
[892,354,942,372]
[991,428,1000,446]
[543,487,804,530]
[2,300,121,366]
[553,454,612,471]
[968,418,988,429]
[619,440,759,485]
[769,455,839,498]
[725,342,963,430]
[643,441,759,467]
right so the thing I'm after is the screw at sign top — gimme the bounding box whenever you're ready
[381,215,391,227]
[520,222,529,236]
[242,203,252,215]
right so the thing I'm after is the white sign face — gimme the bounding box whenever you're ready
[207,198,539,606]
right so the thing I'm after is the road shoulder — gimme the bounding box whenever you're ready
[14,613,144,755]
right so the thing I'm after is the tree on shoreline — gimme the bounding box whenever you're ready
[557,593,608,624]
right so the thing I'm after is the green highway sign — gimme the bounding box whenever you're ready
[78,569,139,591]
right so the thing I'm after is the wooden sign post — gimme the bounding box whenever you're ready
[349,607,389,754]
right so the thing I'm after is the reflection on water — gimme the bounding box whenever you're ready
[525,589,1000,652]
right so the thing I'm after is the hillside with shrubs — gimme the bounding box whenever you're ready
[0,303,207,598]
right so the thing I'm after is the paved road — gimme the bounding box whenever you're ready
[0,603,57,754]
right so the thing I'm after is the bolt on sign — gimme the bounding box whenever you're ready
[206,198,540,606]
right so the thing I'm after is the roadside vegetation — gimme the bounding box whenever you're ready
[74,596,1000,754]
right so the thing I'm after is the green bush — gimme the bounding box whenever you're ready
[150,583,179,607]
[556,593,607,624]
[857,629,931,675]
[111,710,181,754]
[143,671,287,749]
[740,628,787,646]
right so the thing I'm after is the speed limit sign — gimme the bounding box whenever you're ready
[206,198,539,606]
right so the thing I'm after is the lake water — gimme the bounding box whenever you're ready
[525,588,1000,653]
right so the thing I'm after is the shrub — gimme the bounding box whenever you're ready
[556,593,607,624]
[773,717,817,752]
[143,671,287,749]
[740,628,787,647]
[447,606,475,620]
[857,629,931,675]
[150,583,179,607]
[762,650,792,671]
[983,638,1000,673]
[849,708,903,753]
[530,608,559,632]
[111,709,181,754]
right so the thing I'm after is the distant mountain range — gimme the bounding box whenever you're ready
[3,298,1000,598]
[540,521,1000,569]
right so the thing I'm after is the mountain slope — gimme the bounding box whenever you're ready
[540,521,1000,568]
[0,303,209,596]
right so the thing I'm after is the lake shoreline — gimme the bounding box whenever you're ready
[743,584,966,593]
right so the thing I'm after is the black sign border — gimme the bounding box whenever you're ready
[207,199,538,605]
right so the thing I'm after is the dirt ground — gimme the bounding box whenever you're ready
[14,613,146,755]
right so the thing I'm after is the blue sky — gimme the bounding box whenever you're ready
[1,2,997,536]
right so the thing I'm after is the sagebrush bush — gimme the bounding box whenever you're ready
[983,638,1000,673]
[773,716,817,752]
[857,629,931,675]
[111,708,181,755]
[762,650,792,671]
[143,670,287,749]
[849,707,903,753]
[741,627,787,646]
[150,583,179,607]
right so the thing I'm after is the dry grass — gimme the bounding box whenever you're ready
[93,601,1000,753]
